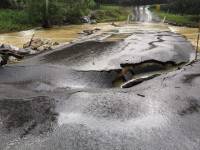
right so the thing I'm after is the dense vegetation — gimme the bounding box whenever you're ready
[151,0,200,27]
[0,0,96,32]
[91,5,130,22]
[0,0,199,33]
[95,0,171,5]
[0,0,132,33]
[0,9,32,33]
[161,0,200,15]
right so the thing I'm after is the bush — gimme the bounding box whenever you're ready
[0,9,32,33]
[92,5,130,22]
[26,0,95,26]
[166,0,200,15]
[190,15,200,22]
[150,5,200,27]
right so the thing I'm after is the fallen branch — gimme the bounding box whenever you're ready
[0,48,24,66]
[29,34,35,47]
[0,48,24,59]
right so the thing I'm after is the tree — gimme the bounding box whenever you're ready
[94,0,171,5]
[0,0,26,9]
[26,0,95,27]
[0,0,12,8]
[167,0,200,15]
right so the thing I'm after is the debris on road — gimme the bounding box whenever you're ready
[23,38,59,51]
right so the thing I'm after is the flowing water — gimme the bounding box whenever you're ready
[0,22,171,48]
[133,6,153,22]
[0,23,115,48]
[0,6,197,51]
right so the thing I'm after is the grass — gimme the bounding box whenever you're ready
[0,5,131,33]
[92,5,131,23]
[0,9,33,33]
[150,6,199,27]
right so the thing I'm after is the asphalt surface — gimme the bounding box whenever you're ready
[0,7,200,150]
[19,30,195,71]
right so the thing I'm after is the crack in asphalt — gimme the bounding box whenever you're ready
[147,36,165,50]
[182,73,200,84]
[0,20,198,149]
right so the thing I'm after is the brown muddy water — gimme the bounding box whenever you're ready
[0,22,198,51]
[0,23,117,48]
[0,22,171,48]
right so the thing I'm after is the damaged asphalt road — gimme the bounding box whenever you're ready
[0,23,200,150]
[20,30,195,70]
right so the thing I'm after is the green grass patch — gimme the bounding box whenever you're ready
[0,9,34,33]
[150,6,199,27]
[0,5,131,33]
[92,5,131,23]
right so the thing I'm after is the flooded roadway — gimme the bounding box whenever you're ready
[0,6,200,150]
[0,23,117,48]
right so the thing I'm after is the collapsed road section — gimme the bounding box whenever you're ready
[0,26,199,150]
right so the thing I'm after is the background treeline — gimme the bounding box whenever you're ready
[0,0,26,9]
[151,0,200,27]
[0,0,131,32]
[161,0,200,15]
[0,0,199,32]
[0,0,96,26]
[95,0,171,5]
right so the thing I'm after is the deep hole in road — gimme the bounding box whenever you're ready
[110,60,185,88]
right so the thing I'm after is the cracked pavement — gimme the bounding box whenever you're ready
[0,21,200,150]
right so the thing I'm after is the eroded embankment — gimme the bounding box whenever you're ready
[0,59,185,92]
[112,60,185,88]
[77,59,186,89]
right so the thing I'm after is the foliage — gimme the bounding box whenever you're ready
[91,5,130,22]
[64,0,96,23]
[149,0,200,26]
[0,9,32,33]
[0,0,96,26]
[26,0,65,25]
[94,0,171,5]
[150,5,200,27]
[0,0,11,8]
[161,0,200,15]
[0,0,26,9]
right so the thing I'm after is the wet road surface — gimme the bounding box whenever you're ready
[0,7,200,150]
